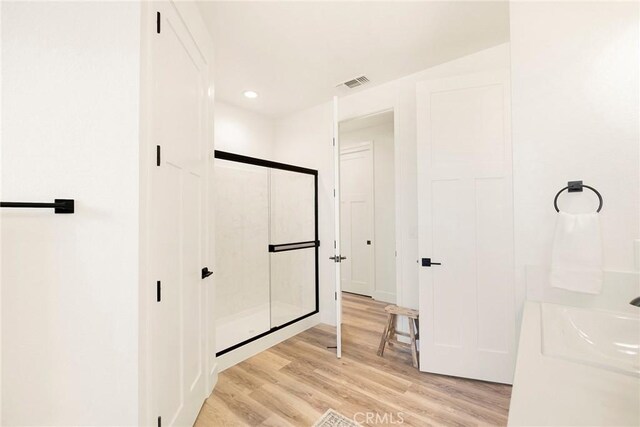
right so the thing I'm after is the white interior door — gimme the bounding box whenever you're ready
[332,96,342,358]
[417,70,515,384]
[149,4,209,425]
[340,143,374,297]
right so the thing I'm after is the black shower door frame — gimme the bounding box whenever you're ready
[214,150,319,356]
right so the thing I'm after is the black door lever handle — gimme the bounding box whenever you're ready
[201,267,213,279]
[421,258,441,267]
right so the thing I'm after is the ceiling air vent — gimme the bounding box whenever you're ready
[339,75,370,89]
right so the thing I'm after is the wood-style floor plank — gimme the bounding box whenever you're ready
[195,293,512,426]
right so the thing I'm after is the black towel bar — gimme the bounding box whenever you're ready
[0,199,74,214]
[553,181,602,213]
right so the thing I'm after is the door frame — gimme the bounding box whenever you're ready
[332,96,342,358]
[339,141,376,298]
[337,108,400,306]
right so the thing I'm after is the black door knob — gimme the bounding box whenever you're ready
[201,267,213,279]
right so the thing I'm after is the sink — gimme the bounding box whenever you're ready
[541,303,640,377]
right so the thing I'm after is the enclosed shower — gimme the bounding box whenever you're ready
[214,151,319,355]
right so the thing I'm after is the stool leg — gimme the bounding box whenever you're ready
[377,314,393,357]
[414,318,420,364]
[408,318,419,369]
[388,314,396,346]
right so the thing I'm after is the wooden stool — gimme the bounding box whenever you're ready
[377,305,420,368]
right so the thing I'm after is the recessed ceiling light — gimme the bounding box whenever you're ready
[243,90,258,99]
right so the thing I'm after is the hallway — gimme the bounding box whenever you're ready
[196,293,512,426]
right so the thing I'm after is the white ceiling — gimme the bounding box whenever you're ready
[198,1,510,118]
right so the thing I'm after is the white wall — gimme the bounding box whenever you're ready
[510,2,640,315]
[341,119,396,303]
[1,2,140,425]
[338,43,511,312]
[273,44,510,325]
[214,101,275,159]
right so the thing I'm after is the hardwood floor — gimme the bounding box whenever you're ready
[195,293,512,426]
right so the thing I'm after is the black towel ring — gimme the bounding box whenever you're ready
[554,180,603,213]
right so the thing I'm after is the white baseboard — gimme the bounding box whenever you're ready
[208,361,219,393]
[216,313,321,372]
[372,290,396,304]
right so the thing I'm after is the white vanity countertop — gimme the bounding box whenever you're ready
[508,301,640,426]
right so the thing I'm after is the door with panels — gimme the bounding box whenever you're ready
[417,70,515,384]
[149,3,211,426]
[340,143,374,297]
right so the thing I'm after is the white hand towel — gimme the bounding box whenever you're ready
[550,211,603,294]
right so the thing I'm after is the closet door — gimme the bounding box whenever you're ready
[340,142,374,297]
[148,3,210,425]
[416,70,515,384]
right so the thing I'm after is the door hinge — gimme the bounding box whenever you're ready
[156,12,161,34]
[156,281,161,302]
[333,189,335,197]
[156,145,161,166]
[332,137,335,147]
[157,416,161,427]
[335,292,337,300]
[334,240,336,249]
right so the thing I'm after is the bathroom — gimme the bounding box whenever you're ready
[1,1,638,426]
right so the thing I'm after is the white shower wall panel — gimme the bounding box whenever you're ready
[214,161,270,321]
[270,169,315,243]
[270,247,316,327]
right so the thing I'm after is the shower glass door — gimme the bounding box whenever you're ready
[214,151,319,356]
[214,159,271,352]
[269,169,317,327]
